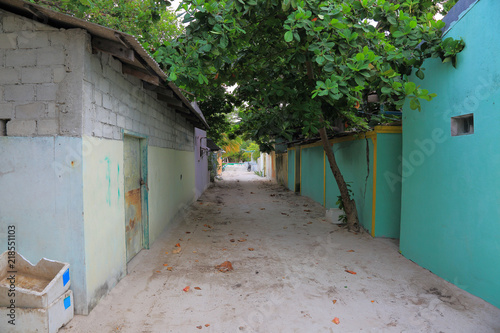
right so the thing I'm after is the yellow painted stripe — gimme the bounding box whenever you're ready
[294,126,400,150]
[374,125,402,134]
[323,150,326,207]
[299,146,302,195]
[370,136,378,237]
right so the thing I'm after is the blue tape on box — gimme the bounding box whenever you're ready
[63,269,70,286]
[64,296,71,310]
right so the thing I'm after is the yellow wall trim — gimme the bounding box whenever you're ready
[288,126,401,150]
[370,137,378,237]
[374,125,402,134]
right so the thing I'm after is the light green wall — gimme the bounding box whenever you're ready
[300,146,324,205]
[287,149,296,191]
[400,0,500,308]
[325,139,374,231]
[374,134,402,238]
[148,146,196,244]
[82,136,126,311]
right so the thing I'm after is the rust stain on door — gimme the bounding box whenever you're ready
[125,188,142,235]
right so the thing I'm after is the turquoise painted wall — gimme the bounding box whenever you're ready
[375,134,402,238]
[287,149,295,191]
[300,146,324,205]
[325,139,374,231]
[400,0,500,308]
[0,137,88,314]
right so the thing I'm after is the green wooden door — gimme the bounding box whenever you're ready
[124,135,143,262]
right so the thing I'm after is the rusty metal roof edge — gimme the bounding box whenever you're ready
[0,0,209,130]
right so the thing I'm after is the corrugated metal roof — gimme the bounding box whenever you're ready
[0,0,209,129]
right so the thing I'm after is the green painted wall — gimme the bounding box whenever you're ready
[324,139,374,231]
[375,134,402,238]
[400,0,500,308]
[82,136,127,311]
[148,147,196,244]
[287,149,296,191]
[300,146,324,204]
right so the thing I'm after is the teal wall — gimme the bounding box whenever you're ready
[400,0,500,308]
[324,139,374,232]
[300,146,324,205]
[375,134,402,238]
[297,134,402,237]
[287,149,296,191]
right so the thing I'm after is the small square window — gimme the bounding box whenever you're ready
[451,114,474,136]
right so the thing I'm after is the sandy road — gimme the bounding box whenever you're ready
[61,164,500,333]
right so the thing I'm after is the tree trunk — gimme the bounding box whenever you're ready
[318,126,360,231]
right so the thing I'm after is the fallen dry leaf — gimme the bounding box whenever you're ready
[347,250,355,252]
[186,231,191,234]
[175,243,181,247]
[173,248,181,254]
[332,317,340,325]
[371,300,375,303]
[196,326,202,329]
[283,226,288,229]
[270,194,276,197]
[183,286,190,292]
[216,261,233,273]
[304,209,311,212]
[230,239,235,242]
[195,260,199,262]
[205,324,210,327]
[156,271,160,273]
[204,224,212,228]
[332,300,337,304]
[195,287,201,290]
[179,238,183,241]
[281,212,289,216]
[163,264,168,266]
[260,208,266,210]
[165,251,169,254]
[250,192,254,194]
[167,267,173,271]
[345,270,357,275]
[248,248,254,251]
[193,250,197,253]
[238,238,247,242]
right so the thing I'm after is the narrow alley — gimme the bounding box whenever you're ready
[62,165,500,333]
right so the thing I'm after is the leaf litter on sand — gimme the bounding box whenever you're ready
[216,261,233,272]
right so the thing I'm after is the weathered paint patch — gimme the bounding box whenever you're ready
[105,157,111,206]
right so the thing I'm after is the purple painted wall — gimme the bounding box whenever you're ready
[195,128,210,199]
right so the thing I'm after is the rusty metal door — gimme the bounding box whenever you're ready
[124,135,143,262]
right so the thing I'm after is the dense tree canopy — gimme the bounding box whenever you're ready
[29,0,183,50]
[157,0,464,229]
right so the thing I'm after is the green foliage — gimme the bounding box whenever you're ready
[29,0,183,50]
[158,0,464,147]
[336,182,353,224]
[196,86,235,145]
[437,37,466,68]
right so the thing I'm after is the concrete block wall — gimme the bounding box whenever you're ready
[0,9,85,137]
[83,45,194,151]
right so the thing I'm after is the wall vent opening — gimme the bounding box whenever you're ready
[451,114,474,136]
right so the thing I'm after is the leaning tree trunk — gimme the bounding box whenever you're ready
[318,126,360,231]
[305,60,360,230]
